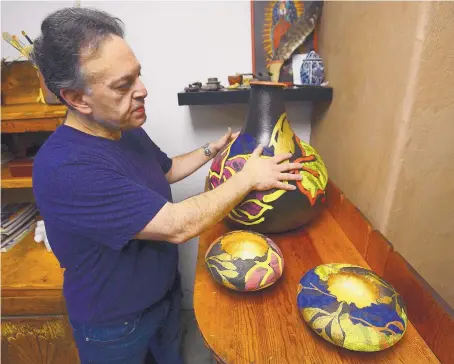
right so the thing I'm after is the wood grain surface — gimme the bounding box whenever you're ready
[1,235,78,363]
[383,251,454,364]
[1,232,64,291]
[324,180,454,363]
[1,118,64,134]
[1,60,41,105]
[194,210,440,364]
[365,230,393,277]
[1,103,66,134]
[1,103,67,121]
[1,232,66,317]
[1,316,78,364]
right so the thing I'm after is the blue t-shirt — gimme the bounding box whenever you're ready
[33,125,178,325]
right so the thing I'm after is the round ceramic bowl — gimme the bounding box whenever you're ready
[205,230,284,292]
[297,263,408,352]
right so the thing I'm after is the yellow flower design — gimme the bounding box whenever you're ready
[220,231,269,260]
[327,272,379,309]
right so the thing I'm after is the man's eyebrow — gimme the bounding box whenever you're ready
[110,64,142,85]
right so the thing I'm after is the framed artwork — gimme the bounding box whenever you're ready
[250,0,319,83]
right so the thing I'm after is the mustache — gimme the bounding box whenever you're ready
[133,103,145,111]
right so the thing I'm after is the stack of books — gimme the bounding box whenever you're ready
[1,203,39,252]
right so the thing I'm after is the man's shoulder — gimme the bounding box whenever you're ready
[129,126,149,139]
[126,127,155,147]
[123,127,162,155]
[33,128,110,185]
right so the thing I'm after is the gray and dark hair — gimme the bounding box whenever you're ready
[31,7,124,105]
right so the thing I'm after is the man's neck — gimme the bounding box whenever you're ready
[64,111,122,141]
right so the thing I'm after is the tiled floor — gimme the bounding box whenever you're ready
[180,309,216,364]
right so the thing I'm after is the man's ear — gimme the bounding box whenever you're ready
[60,89,92,116]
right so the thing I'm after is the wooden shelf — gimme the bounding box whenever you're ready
[1,118,64,133]
[1,103,67,121]
[1,165,32,189]
[177,85,333,106]
[1,103,67,133]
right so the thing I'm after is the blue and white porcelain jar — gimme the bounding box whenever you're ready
[300,51,324,86]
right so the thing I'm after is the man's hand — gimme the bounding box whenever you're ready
[210,127,240,156]
[240,145,302,191]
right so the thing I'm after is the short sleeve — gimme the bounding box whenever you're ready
[38,161,169,251]
[153,143,172,174]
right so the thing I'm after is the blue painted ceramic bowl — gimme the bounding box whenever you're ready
[297,263,408,352]
[300,50,324,86]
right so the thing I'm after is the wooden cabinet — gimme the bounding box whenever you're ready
[1,99,78,363]
[2,316,78,364]
[1,234,80,364]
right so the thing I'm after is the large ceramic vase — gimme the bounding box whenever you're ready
[208,81,328,234]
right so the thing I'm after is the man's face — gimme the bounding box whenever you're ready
[80,35,147,131]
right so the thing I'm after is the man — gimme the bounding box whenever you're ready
[32,7,303,364]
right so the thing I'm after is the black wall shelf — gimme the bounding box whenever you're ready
[177,86,333,106]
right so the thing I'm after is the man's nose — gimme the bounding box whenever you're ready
[134,78,148,99]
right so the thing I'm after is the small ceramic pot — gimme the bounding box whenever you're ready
[201,78,223,91]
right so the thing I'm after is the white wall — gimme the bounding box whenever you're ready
[1,0,312,309]
[1,1,78,60]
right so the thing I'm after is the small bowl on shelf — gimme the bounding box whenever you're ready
[228,74,243,86]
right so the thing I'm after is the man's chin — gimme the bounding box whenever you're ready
[124,115,147,130]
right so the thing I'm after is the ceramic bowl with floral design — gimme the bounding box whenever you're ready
[205,230,284,292]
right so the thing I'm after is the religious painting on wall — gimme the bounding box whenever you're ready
[251,0,320,83]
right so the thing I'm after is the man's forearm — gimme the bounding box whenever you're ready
[165,143,215,184]
[137,146,301,244]
[138,171,252,243]
[171,171,252,241]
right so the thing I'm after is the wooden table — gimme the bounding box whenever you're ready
[194,210,440,363]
